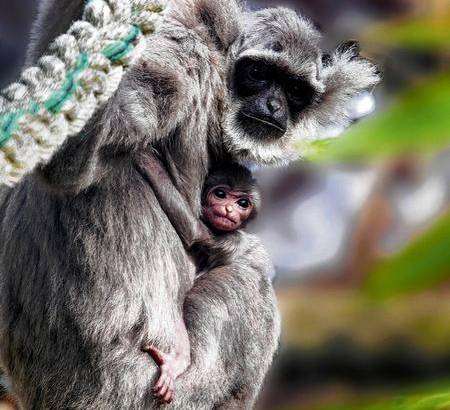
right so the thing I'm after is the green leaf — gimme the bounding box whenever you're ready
[365,211,450,299]
[314,382,450,410]
[295,138,334,158]
[364,14,450,52]
[314,73,450,163]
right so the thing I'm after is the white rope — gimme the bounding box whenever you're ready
[0,0,165,186]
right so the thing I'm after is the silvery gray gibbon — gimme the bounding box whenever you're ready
[0,0,379,408]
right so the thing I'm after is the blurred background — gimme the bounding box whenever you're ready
[1,0,449,409]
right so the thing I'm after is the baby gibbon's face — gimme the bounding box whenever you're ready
[203,185,254,232]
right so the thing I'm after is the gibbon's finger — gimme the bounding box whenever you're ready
[163,387,173,404]
[154,374,166,391]
[143,345,165,366]
[157,381,170,399]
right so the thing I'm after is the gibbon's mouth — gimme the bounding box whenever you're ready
[213,210,237,224]
[241,111,286,133]
[211,213,238,231]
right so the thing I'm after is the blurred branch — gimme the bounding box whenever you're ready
[340,165,395,285]
[365,209,450,299]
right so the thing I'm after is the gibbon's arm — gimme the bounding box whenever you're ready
[133,151,212,249]
[29,0,242,193]
[36,37,198,194]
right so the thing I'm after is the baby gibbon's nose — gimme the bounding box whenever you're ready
[226,205,234,213]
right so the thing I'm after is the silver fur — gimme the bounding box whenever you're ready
[0,0,379,408]
[223,8,380,164]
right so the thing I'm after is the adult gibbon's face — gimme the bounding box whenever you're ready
[232,56,316,140]
[223,7,325,165]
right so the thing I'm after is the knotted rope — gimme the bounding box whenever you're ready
[0,0,165,185]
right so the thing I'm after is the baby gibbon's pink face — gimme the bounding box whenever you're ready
[203,185,254,232]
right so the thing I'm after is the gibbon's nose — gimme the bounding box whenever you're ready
[226,205,234,213]
[267,98,282,114]
[264,95,288,132]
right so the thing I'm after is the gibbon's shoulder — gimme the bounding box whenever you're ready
[166,0,245,51]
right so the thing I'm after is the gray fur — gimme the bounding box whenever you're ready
[1,1,280,408]
[0,0,379,408]
[299,45,381,140]
[223,7,380,164]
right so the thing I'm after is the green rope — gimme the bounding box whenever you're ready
[0,111,24,146]
[0,0,165,185]
[44,53,90,114]
[0,25,142,148]
[103,25,140,62]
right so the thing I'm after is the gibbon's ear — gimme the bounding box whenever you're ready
[301,41,381,138]
[170,0,243,51]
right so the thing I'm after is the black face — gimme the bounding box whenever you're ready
[232,57,317,140]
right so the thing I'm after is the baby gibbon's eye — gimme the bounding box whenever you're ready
[237,198,251,209]
[213,188,227,199]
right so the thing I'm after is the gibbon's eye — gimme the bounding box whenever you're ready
[237,198,251,209]
[287,79,315,107]
[213,188,227,199]
[234,58,273,97]
[247,62,268,82]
